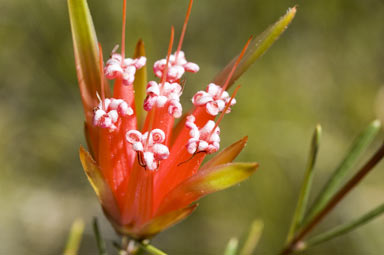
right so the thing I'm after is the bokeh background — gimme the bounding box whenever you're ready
[1,0,384,254]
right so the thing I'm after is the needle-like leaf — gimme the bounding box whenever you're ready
[213,7,297,88]
[303,202,384,250]
[282,141,384,255]
[64,218,85,255]
[224,238,239,255]
[240,220,264,255]
[304,120,381,225]
[286,125,322,243]
[93,218,109,255]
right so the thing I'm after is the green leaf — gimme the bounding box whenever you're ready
[67,0,107,113]
[201,136,248,170]
[79,146,121,222]
[158,162,258,214]
[304,120,381,224]
[224,238,239,255]
[286,125,322,243]
[64,218,85,255]
[133,39,148,130]
[240,220,264,255]
[93,218,109,255]
[213,7,297,88]
[304,202,384,250]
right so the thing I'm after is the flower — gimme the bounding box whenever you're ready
[67,0,299,240]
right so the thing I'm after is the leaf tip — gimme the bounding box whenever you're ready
[248,162,260,173]
[372,119,381,128]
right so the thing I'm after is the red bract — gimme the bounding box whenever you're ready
[68,0,295,240]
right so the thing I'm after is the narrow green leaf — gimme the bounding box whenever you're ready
[304,120,381,224]
[286,125,322,243]
[93,218,109,255]
[68,0,106,113]
[240,220,264,255]
[224,238,239,255]
[138,242,168,255]
[133,39,148,129]
[158,163,258,214]
[64,218,85,255]
[304,202,384,250]
[213,7,297,88]
[201,136,248,171]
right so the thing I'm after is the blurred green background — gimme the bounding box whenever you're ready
[1,0,384,254]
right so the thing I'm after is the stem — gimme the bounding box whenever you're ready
[138,242,167,255]
[93,218,108,255]
[281,142,384,254]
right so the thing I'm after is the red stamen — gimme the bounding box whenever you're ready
[98,43,106,110]
[175,0,194,60]
[220,37,252,95]
[160,26,175,85]
[210,85,241,138]
[121,0,127,63]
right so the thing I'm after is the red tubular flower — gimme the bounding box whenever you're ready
[68,0,296,240]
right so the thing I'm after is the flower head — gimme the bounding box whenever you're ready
[153,51,199,83]
[105,53,146,86]
[67,0,285,240]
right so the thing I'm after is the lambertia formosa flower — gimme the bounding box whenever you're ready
[68,0,296,240]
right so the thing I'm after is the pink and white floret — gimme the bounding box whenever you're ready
[186,115,220,155]
[153,51,199,83]
[143,81,183,118]
[93,98,134,131]
[104,53,146,86]
[192,83,237,116]
[126,129,170,171]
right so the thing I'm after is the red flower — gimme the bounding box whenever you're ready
[68,0,295,240]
